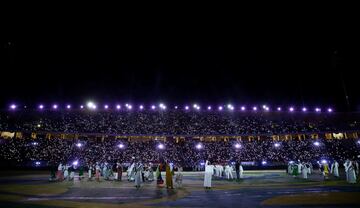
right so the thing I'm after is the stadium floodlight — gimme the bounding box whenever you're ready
[139,105,144,110]
[104,105,109,109]
[66,105,71,109]
[76,143,82,148]
[159,103,166,110]
[87,101,96,109]
[327,108,333,113]
[253,106,257,111]
[116,105,121,110]
[321,159,327,164]
[241,106,246,111]
[151,105,156,110]
[265,107,270,111]
[72,160,78,166]
[193,104,198,109]
[174,106,178,109]
[35,161,41,166]
[185,106,189,110]
[10,104,17,110]
[127,105,132,110]
[157,143,165,150]
[208,106,212,110]
[315,108,321,112]
[80,105,84,109]
[277,107,281,111]
[227,104,234,111]
[38,104,44,109]
[218,106,223,111]
[302,107,307,112]
[53,104,58,109]
[262,105,267,109]
[313,141,320,146]
[234,143,241,149]
[274,143,280,148]
[196,143,203,150]
[118,144,125,149]
[289,107,294,112]
[261,161,267,165]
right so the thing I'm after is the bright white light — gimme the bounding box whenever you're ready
[53,104,58,109]
[32,142,38,146]
[218,106,223,111]
[104,105,109,109]
[313,141,320,146]
[10,104,16,110]
[116,105,121,110]
[208,106,212,110]
[264,107,270,111]
[66,105,71,109]
[127,105,132,110]
[151,105,156,110]
[315,108,321,112]
[35,161,41,165]
[174,106,178,109]
[39,104,44,109]
[72,161,78,166]
[302,107,307,112]
[185,106,189,110]
[87,102,94,108]
[118,144,125,149]
[253,106,257,111]
[139,105,144,110]
[159,103,166,110]
[274,143,280,147]
[193,104,198,108]
[227,104,234,110]
[37,124,41,128]
[157,143,165,150]
[76,143,82,147]
[200,162,205,166]
[289,107,294,112]
[241,106,246,111]
[80,105,84,109]
[235,143,241,149]
[262,161,267,165]
[277,107,281,111]
[327,108,333,113]
[321,159,327,164]
[289,161,294,164]
[196,143,203,149]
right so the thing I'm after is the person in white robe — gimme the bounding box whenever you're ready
[330,160,339,178]
[88,164,93,180]
[301,163,308,179]
[344,160,357,184]
[239,164,244,179]
[134,162,143,188]
[127,162,135,181]
[213,165,219,177]
[297,162,302,176]
[225,164,233,180]
[63,164,69,180]
[306,163,312,175]
[204,160,213,189]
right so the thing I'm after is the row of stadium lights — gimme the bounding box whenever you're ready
[9,102,334,113]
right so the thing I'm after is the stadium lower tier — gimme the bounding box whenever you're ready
[1,136,359,169]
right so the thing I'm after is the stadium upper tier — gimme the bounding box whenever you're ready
[1,111,360,136]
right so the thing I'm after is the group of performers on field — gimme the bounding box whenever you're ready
[287,159,359,184]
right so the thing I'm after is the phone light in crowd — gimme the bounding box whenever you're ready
[116,105,121,110]
[262,161,267,165]
[118,144,125,149]
[200,162,205,166]
[241,106,246,111]
[289,107,294,112]
[274,143,280,148]
[157,143,165,150]
[327,108,333,113]
[196,143,203,150]
[139,105,144,110]
[277,107,281,111]
[234,143,241,149]
[253,106,257,111]
[315,108,321,112]
[72,160,79,166]
[313,141,320,146]
[32,142,38,146]
[302,107,307,112]
[218,106,223,111]
[151,105,156,110]
[10,104,17,110]
[207,106,212,110]
[76,143,82,147]
[52,104,58,109]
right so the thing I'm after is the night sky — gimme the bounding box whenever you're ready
[2,15,359,111]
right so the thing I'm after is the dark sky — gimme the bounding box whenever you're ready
[2,14,359,111]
